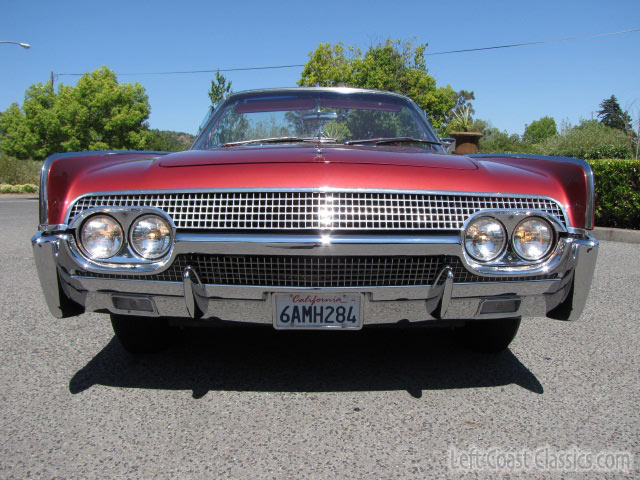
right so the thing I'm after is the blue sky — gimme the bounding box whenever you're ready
[2,0,639,135]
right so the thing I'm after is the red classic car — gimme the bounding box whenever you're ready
[32,88,598,354]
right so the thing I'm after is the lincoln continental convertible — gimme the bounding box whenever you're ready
[32,87,599,354]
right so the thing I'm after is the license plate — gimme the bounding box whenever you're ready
[273,293,362,330]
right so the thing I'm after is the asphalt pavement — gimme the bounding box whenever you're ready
[0,197,638,479]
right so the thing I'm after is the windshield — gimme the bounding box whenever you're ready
[193,90,440,150]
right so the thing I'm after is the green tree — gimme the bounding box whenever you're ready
[298,39,464,131]
[523,116,557,144]
[0,67,151,159]
[208,71,232,108]
[598,95,632,131]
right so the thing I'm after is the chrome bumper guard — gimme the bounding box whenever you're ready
[32,232,598,324]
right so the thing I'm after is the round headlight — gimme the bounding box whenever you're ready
[80,215,123,259]
[130,215,172,259]
[512,217,554,261]
[464,217,507,262]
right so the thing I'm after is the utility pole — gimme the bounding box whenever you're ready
[50,71,54,90]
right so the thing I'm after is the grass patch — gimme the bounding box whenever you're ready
[0,153,42,186]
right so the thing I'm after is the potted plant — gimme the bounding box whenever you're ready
[448,105,483,155]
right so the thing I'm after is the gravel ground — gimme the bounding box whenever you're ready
[0,198,638,479]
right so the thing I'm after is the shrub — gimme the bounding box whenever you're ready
[0,153,41,185]
[541,120,633,160]
[0,183,39,193]
[588,159,640,229]
[18,184,38,193]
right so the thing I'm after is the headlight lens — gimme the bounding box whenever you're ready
[464,217,507,262]
[512,217,554,261]
[130,215,172,259]
[80,215,123,259]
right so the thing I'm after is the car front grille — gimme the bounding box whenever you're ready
[80,254,556,287]
[67,191,568,230]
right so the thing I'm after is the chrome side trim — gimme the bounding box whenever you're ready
[39,150,170,227]
[471,154,594,230]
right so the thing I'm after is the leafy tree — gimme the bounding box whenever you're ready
[478,129,542,155]
[298,39,465,131]
[523,116,557,144]
[0,67,151,159]
[598,95,632,131]
[208,71,232,108]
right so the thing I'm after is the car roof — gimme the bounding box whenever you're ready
[224,87,413,103]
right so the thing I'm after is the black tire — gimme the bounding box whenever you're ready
[456,317,521,354]
[110,314,173,354]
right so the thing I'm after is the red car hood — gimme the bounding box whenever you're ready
[46,146,586,227]
[158,146,477,170]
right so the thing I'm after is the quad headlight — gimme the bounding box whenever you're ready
[130,214,172,259]
[512,217,554,261]
[464,217,507,262]
[80,215,124,259]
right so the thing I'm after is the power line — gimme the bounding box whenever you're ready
[56,64,306,77]
[424,27,640,56]
[55,27,640,78]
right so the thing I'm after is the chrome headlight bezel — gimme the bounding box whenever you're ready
[461,210,564,273]
[79,214,124,260]
[70,207,175,267]
[129,214,173,260]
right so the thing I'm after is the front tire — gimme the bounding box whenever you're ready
[456,317,521,354]
[110,314,173,354]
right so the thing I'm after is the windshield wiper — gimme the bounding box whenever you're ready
[344,137,441,146]
[220,137,337,148]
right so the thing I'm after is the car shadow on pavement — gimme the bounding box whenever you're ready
[69,325,543,398]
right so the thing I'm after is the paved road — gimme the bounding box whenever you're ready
[0,198,638,479]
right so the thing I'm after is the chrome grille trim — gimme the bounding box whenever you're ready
[67,189,568,230]
[79,254,557,286]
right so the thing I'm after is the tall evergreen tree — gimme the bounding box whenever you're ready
[597,95,631,131]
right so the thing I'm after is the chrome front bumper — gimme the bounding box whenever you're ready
[32,231,599,325]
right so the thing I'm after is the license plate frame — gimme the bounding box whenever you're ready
[272,292,364,330]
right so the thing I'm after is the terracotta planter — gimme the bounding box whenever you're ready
[450,132,483,155]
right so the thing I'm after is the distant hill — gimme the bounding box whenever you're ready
[147,130,195,152]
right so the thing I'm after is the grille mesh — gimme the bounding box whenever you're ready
[68,191,568,230]
[81,254,556,286]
